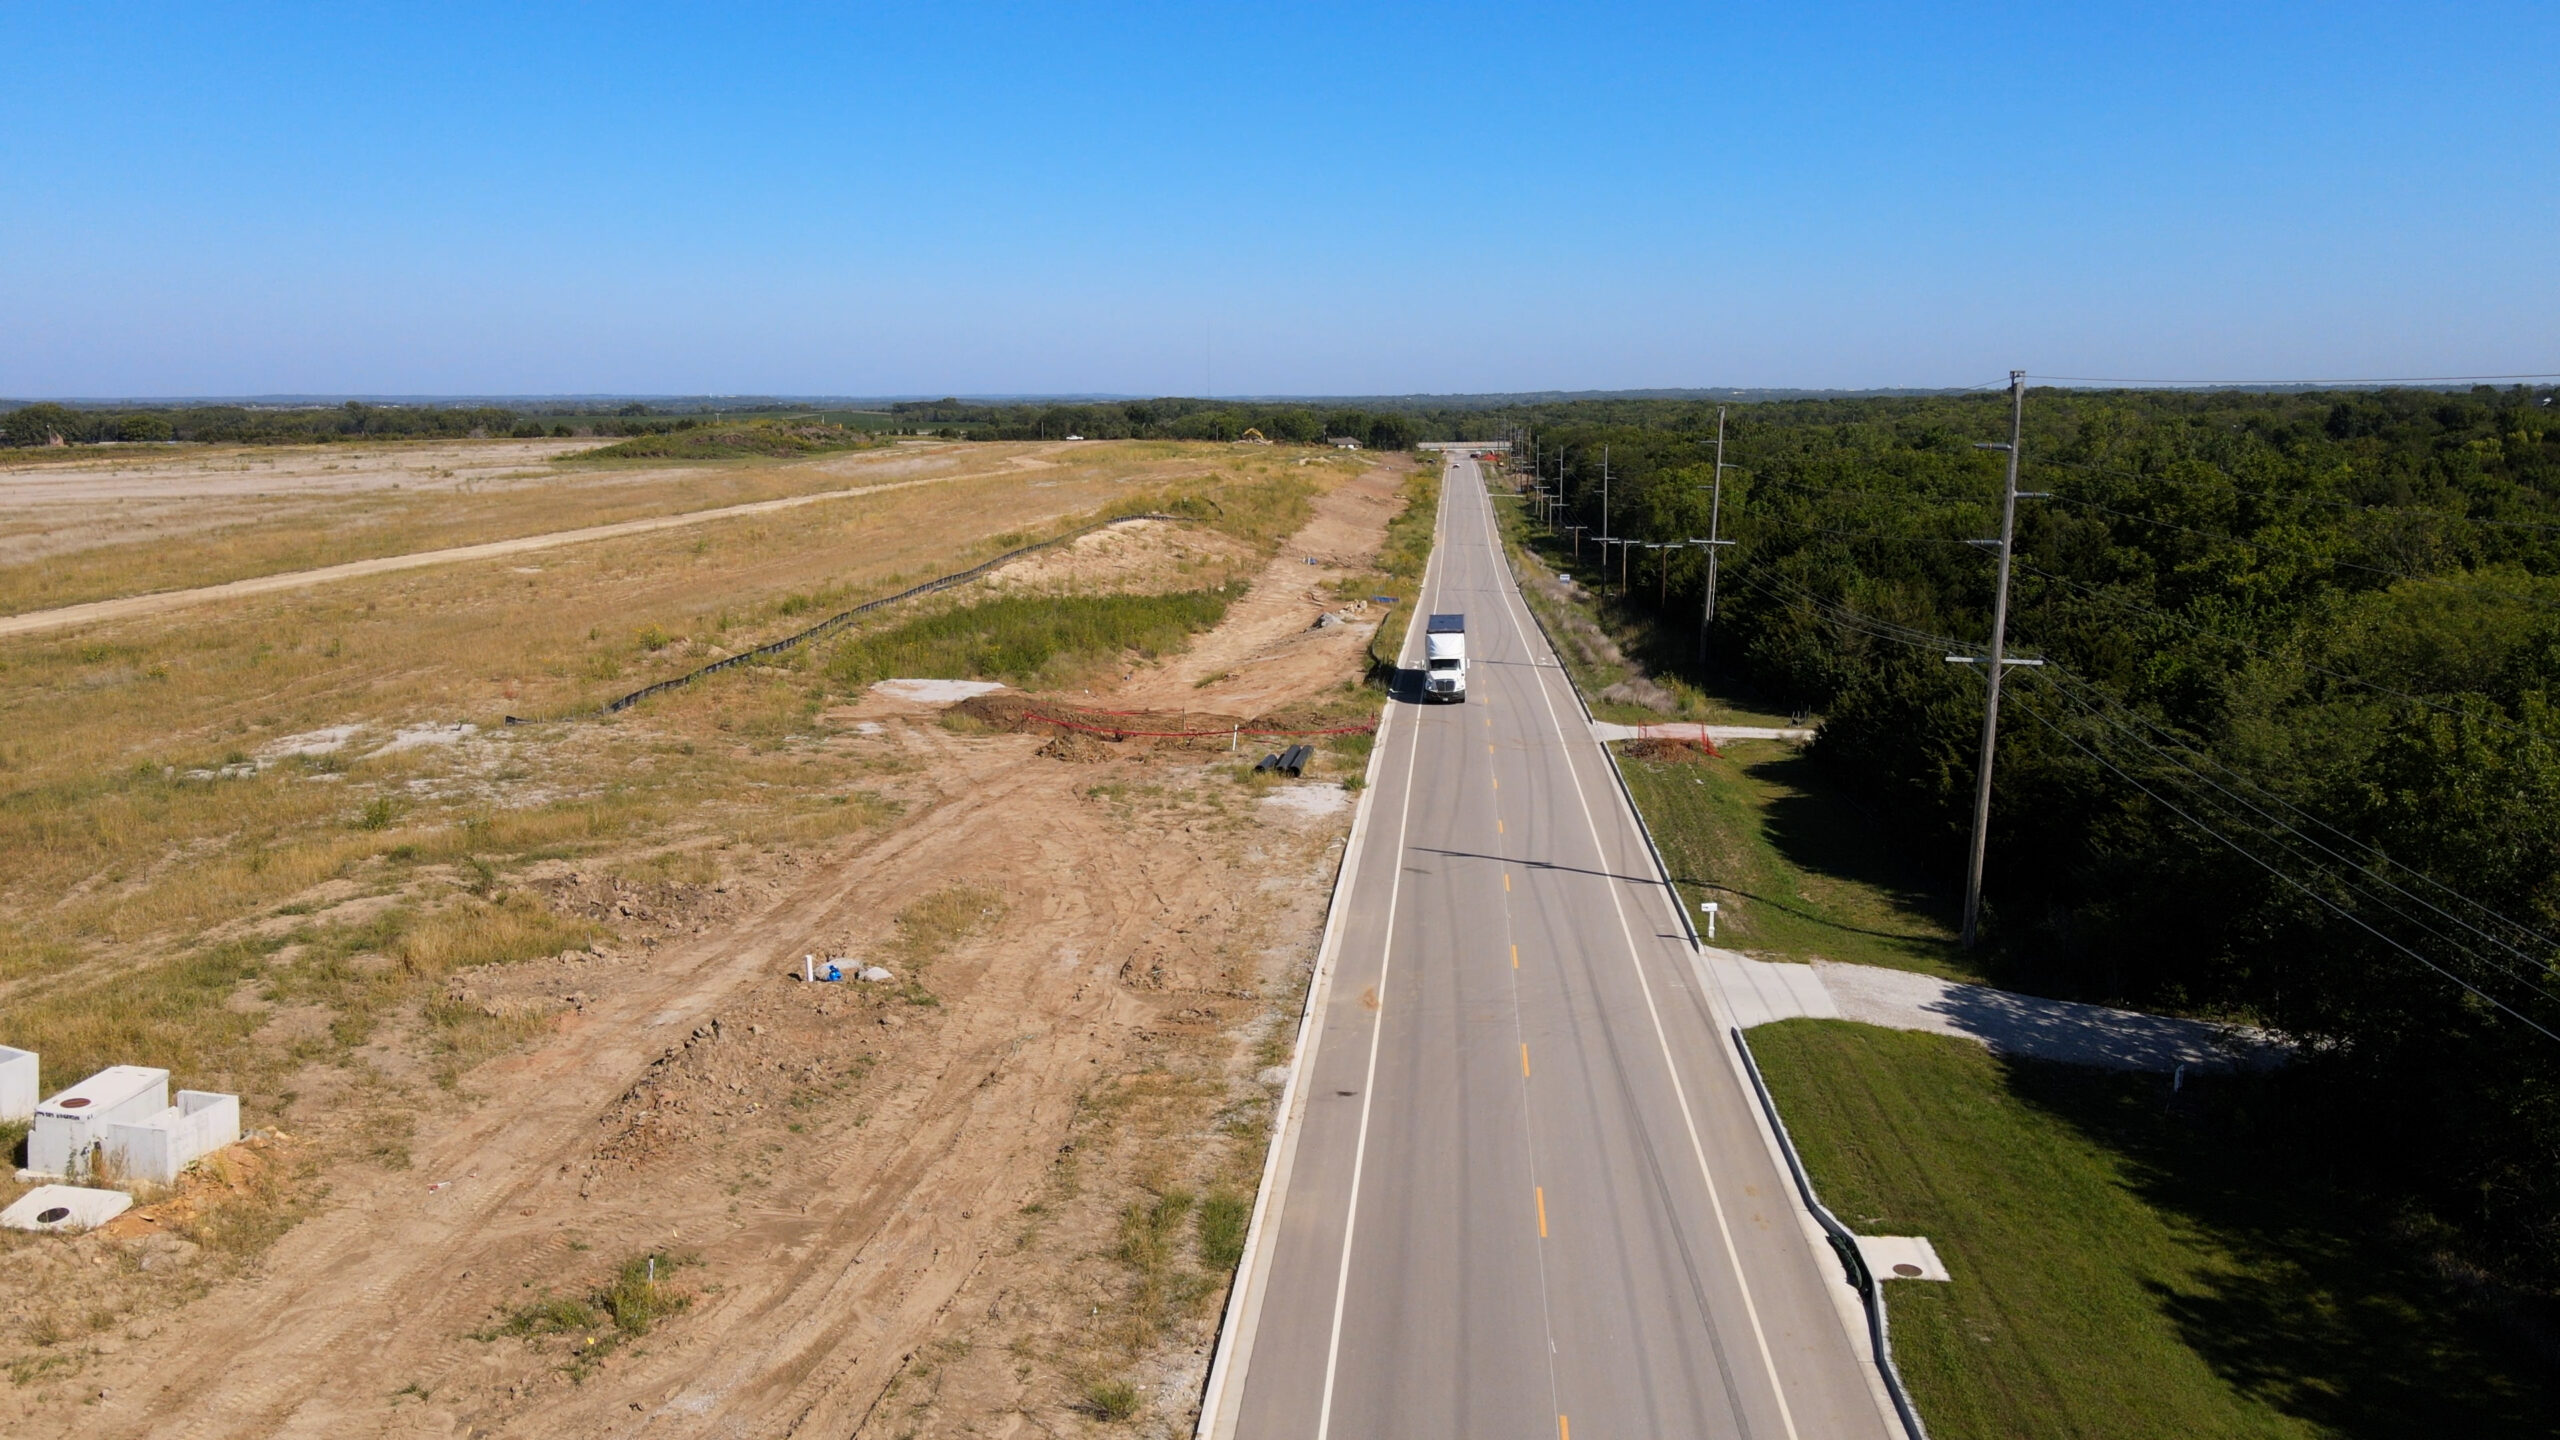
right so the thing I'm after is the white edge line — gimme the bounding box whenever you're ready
[1493,474,1910,1436]
[1482,467,1808,1440]
[1194,458,1445,1439]
[1312,461,1449,1440]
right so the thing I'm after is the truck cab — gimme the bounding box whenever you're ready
[1424,613,1468,702]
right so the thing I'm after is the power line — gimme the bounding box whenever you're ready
[2006,556,2560,750]
[1737,569,1980,655]
[2026,666,2560,954]
[1737,561,2560,1032]
[2033,452,2560,537]
[1739,567,2560,1032]
[2009,690,2560,1044]
[2028,371,2560,388]
[2022,670,2560,1006]
[1753,512,1990,549]
[2034,490,2560,619]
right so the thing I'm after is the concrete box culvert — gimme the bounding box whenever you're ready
[106,1090,243,1187]
[26,1066,167,1182]
[0,1046,36,1123]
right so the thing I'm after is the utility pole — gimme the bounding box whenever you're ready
[1565,524,1587,561]
[1949,371,2040,949]
[1701,407,1732,660]
[1600,445,1610,544]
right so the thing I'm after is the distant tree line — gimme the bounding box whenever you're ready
[0,400,758,447]
[885,397,1427,449]
[1504,384,2560,1289]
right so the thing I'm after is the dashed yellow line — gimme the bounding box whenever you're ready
[1511,943,1519,970]
[1503,872,1511,893]
[1520,1042,1531,1077]
[1559,1417,1570,1440]
[1536,1186,1548,1237]
[1497,818,1505,834]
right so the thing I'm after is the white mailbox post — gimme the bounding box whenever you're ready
[1700,900,1720,940]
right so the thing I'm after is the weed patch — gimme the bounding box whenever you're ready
[824,586,1241,690]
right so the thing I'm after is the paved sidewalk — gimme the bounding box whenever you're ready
[1590,721,1817,744]
[1702,949,2286,1072]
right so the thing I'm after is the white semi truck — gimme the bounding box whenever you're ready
[1424,613,1468,701]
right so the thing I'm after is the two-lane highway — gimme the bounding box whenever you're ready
[1206,448,1894,1440]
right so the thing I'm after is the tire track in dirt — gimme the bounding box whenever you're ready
[25,460,1396,1440]
[0,453,1065,640]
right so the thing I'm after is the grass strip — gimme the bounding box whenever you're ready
[1356,459,1441,683]
[1749,1019,2560,1440]
[1616,741,1976,982]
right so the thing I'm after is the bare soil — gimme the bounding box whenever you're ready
[0,455,1408,1439]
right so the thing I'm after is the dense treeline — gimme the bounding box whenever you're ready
[1,395,1451,449]
[1505,385,2560,1288]
[885,397,1424,449]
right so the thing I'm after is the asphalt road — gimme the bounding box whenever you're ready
[1212,449,1894,1440]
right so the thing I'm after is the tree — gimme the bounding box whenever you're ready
[1,402,76,446]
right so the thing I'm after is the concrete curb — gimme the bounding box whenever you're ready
[1192,459,1450,1439]
[1493,498,1921,1440]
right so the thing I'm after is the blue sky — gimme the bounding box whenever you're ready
[4,3,2553,397]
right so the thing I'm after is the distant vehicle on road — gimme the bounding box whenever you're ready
[1424,613,1468,701]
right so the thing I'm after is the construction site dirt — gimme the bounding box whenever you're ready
[0,448,1409,1440]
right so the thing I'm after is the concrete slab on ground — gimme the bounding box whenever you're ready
[2,1185,132,1233]
[1590,721,1817,744]
[1855,1235,1950,1283]
[1701,947,2284,1072]
[869,678,1006,704]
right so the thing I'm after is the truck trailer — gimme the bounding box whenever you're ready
[1424,613,1468,702]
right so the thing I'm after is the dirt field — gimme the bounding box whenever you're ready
[0,442,1413,1438]
[0,438,1068,616]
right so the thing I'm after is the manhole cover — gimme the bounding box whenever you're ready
[1892,1263,1923,1278]
[58,1097,91,1109]
[35,1207,71,1224]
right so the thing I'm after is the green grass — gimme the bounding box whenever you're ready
[568,421,881,461]
[1489,476,1796,726]
[474,1250,697,1378]
[1196,1187,1251,1273]
[1750,1020,2560,1440]
[823,585,1241,690]
[1355,460,1442,682]
[1618,739,1979,982]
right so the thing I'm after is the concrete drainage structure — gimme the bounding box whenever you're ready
[0,1045,36,1122]
[18,1061,243,1187]
[108,1090,243,1186]
[1,1184,133,1233]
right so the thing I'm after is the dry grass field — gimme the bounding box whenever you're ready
[0,435,1417,1438]
[0,436,1065,614]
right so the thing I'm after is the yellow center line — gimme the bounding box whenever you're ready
[1520,1042,1531,1077]
[1536,1185,1548,1237]
[1511,943,1519,969]
[1559,1417,1570,1440]
[1497,817,1505,834]
[1503,872,1511,893]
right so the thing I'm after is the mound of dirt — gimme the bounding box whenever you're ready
[1624,734,1721,762]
